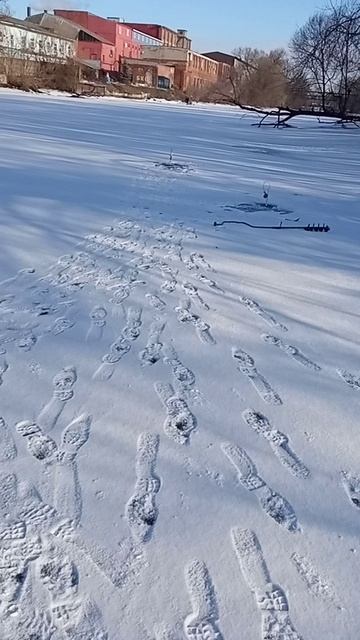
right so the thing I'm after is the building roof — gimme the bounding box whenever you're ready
[132,28,162,43]
[75,57,101,70]
[26,13,113,45]
[203,51,235,57]
[202,51,236,62]
[124,23,191,39]
[0,14,73,41]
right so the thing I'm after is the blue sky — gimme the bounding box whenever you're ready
[13,0,327,52]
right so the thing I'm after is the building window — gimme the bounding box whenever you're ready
[39,40,44,51]
[21,36,27,49]
[10,34,14,49]
[109,49,113,58]
[53,43,58,56]
[29,37,35,50]
[59,43,64,55]
[79,31,97,43]
[67,44,72,56]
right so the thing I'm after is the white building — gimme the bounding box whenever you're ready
[0,15,75,62]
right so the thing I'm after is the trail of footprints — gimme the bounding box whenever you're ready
[0,220,208,637]
[0,367,166,636]
[232,528,304,640]
[93,305,142,380]
[184,559,223,640]
[175,298,215,345]
[239,295,288,332]
[242,410,310,479]
[337,369,360,391]
[262,334,321,372]
[125,433,161,543]
[290,552,339,606]
[140,320,166,366]
[155,382,197,445]
[0,362,110,637]
[162,342,201,403]
[341,470,360,509]
[86,306,107,343]
[0,357,8,385]
[222,442,300,532]
[0,472,109,638]
[0,416,17,461]
[232,347,282,406]
[1,217,359,637]
[154,624,179,640]
[16,413,91,526]
[37,366,77,433]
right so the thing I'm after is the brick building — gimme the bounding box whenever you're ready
[52,11,161,72]
[202,51,240,67]
[131,22,229,93]
[140,46,225,93]
[27,12,115,71]
[124,24,191,50]
[202,51,240,81]
[121,59,174,89]
[22,10,230,92]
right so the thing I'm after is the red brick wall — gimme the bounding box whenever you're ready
[184,52,220,91]
[125,23,191,49]
[77,41,117,71]
[54,11,141,61]
[55,11,90,31]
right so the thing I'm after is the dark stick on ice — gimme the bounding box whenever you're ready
[213,220,330,232]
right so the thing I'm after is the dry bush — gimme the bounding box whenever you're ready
[0,51,80,93]
[40,60,79,92]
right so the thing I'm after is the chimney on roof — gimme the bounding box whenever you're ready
[107,16,120,21]
[177,29,188,36]
[26,6,31,17]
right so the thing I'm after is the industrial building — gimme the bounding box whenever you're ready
[0,14,75,62]
[2,8,233,94]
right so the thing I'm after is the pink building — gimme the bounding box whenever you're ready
[77,38,115,72]
[54,11,160,72]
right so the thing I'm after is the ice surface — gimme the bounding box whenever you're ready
[0,88,359,639]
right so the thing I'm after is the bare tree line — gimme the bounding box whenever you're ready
[214,0,360,123]
[292,0,360,114]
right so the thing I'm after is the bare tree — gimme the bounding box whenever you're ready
[332,1,360,113]
[208,1,360,125]
[291,1,360,115]
[0,0,11,15]
[219,48,293,109]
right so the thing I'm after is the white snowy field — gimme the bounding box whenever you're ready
[0,88,360,640]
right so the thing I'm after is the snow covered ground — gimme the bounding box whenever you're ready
[0,88,359,639]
